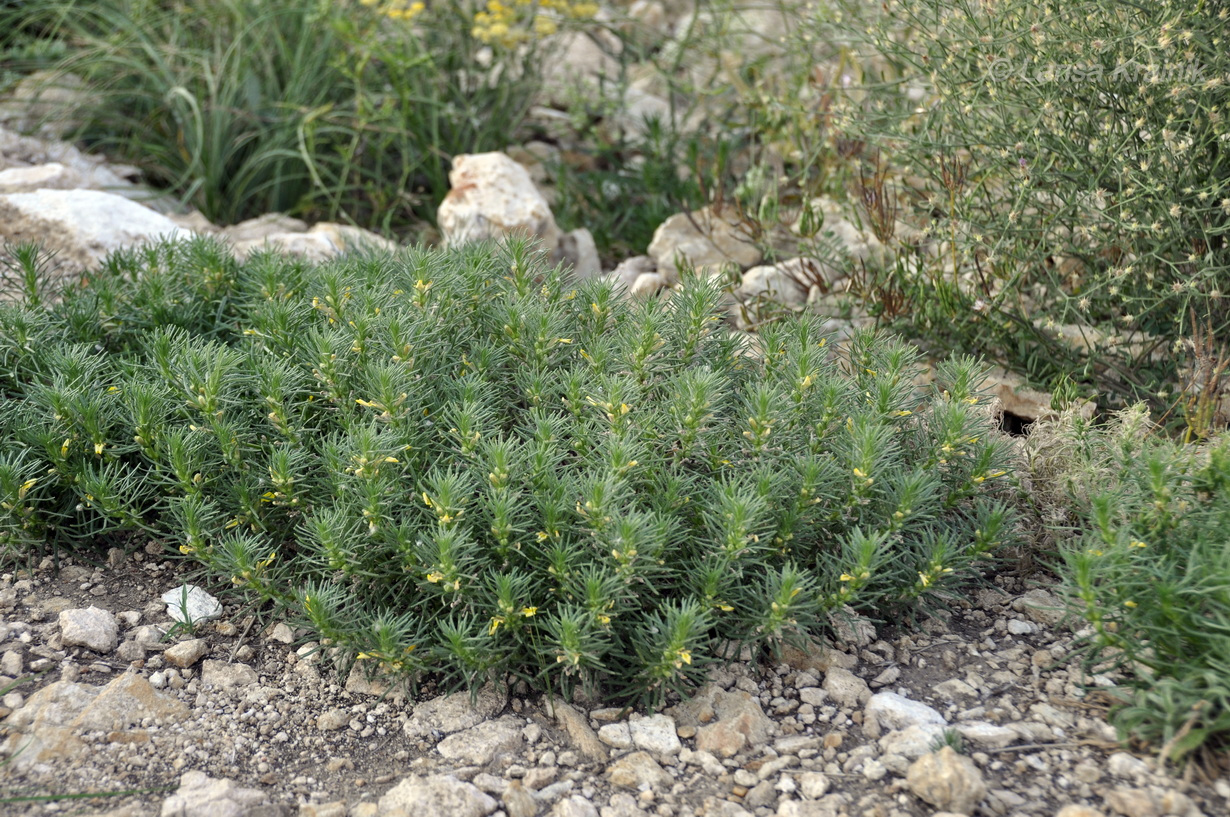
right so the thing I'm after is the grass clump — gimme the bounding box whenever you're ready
[0,238,1018,705]
[14,0,576,234]
[1027,406,1230,763]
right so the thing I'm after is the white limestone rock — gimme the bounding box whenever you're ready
[159,771,272,817]
[647,205,762,283]
[438,152,562,256]
[0,189,193,275]
[0,162,84,193]
[161,584,223,624]
[58,606,118,653]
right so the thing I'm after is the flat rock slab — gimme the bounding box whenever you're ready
[0,189,192,276]
[59,605,118,653]
[436,716,525,766]
[160,770,274,817]
[378,774,498,817]
[2,671,189,769]
[404,683,507,739]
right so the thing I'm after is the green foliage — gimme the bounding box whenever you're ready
[16,0,550,232]
[1027,407,1230,762]
[816,0,1229,409]
[0,238,1016,705]
[550,119,710,266]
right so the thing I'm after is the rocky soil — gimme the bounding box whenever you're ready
[1,544,1226,817]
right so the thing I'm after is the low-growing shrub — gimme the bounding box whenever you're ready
[1027,407,1230,762]
[0,238,1017,704]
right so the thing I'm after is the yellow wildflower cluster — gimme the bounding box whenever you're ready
[472,0,599,48]
[358,0,425,21]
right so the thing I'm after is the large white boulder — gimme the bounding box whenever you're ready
[0,188,192,274]
[437,152,562,256]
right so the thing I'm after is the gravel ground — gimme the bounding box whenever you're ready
[0,545,1227,817]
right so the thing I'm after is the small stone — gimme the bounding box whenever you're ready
[59,606,118,653]
[317,708,349,731]
[1107,752,1151,779]
[695,720,746,758]
[629,272,667,299]
[1007,619,1037,635]
[503,781,540,817]
[797,772,830,799]
[743,780,776,809]
[473,773,507,795]
[378,774,498,817]
[160,585,223,624]
[132,625,167,648]
[599,723,633,750]
[862,692,946,740]
[647,206,763,282]
[1055,807,1106,817]
[1105,788,1161,817]
[798,687,827,707]
[933,679,979,701]
[548,700,609,762]
[601,792,648,817]
[1014,589,1067,627]
[158,771,272,817]
[628,714,681,756]
[551,794,599,817]
[267,622,294,643]
[879,724,947,759]
[607,751,672,790]
[436,717,524,766]
[822,667,871,709]
[404,683,507,739]
[163,639,208,669]
[1030,702,1076,729]
[1,650,22,676]
[523,766,558,790]
[115,640,146,663]
[1072,761,1103,785]
[954,722,1017,750]
[299,803,347,817]
[200,660,257,689]
[905,747,987,815]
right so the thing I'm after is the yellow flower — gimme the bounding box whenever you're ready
[426,571,445,583]
[839,573,856,582]
[17,478,37,501]
[94,442,105,455]
[520,606,538,617]
[60,438,71,457]
[1124,600,1138,608]
[918,572,932,588]
[489,616,506,635]
[1130,540,1147,548]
